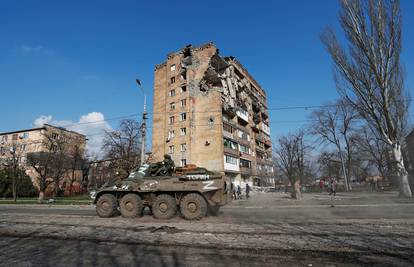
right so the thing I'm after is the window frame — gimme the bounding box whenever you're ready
[180,99,187,108]
[180,127,187,136]
[168,145,174,154]
[180,159,187,167]
[169,116,175,125]
[180,143,187,152]
[180,112,187,121]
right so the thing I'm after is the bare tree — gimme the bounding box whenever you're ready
[67,143,85,195]
[87,159,116,190]
[275,131,309,199]
[27,131,72,202]
[317,151,343,180]
[354,127,394,181]
[1,143,26,202]
[102,119,141,180]
[310,99,358,190]
[321,0,412,197]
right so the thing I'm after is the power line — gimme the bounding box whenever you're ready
[62,98,414,128]
[1,99,412,133]
[71,111,414,138]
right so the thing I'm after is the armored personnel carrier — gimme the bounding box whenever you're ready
[91,156,232,220]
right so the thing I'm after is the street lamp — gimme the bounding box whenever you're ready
[135,79,147,165]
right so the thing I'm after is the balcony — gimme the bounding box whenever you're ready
[257,157,273,166]
[261,109,269,120]
[224,147,240,157]
[256,133,268,142]
[237,137,251,147]
[253,113,262,124]
[236,108,249,123]
[240,166,254,176]
[223,130,234,140]
[261,123,271,135]
[224,156,240,172]
[264,139,272,149]
[251,124,260,133]
[222,103,236,118]
[252,101,261,113]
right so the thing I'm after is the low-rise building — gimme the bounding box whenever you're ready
[0,124,87,195]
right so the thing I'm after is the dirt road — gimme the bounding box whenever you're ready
[0,192,413,266]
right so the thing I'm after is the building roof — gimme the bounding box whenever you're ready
[0,124,86,138]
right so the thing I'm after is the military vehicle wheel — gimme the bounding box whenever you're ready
[180,193,207,220]
[152,194,177,219]
[208,205,220,216]
[119,193,143,218]
[96,194,118,218]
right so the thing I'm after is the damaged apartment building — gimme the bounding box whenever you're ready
[151,43,273,187]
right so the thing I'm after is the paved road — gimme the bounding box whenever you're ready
[1,192,414,223]
[0,192,413,266]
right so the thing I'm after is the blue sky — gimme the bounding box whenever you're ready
[0,0,413,153]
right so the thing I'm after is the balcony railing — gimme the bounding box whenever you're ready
[256,157,273,166]
[253,113,261,124]
[223,130,234,140]
[261,109,269,120]
[223,104,236,118]
[224,147,240,157]
[237,137,251,147]
[240,166,254,176]
[255,134,265,143]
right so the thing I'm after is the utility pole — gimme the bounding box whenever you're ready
[136,79,147,165]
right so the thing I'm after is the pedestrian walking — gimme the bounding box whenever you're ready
[236,185,242,200]
[319,179,325,192]
[328,177,337,196]
[231,184,236,200]
[245,183,251,199]
[328,177,337,207]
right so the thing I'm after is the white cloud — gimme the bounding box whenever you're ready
[21,45,56,55]
[33,115,53,127]
[33,112,112,157]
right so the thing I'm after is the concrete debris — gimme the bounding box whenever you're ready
[193,51,266,115]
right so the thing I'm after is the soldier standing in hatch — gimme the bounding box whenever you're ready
[163,154,175,175]
[150,154,175,176]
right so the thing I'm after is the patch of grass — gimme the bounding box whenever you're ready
[0,195,92,205]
